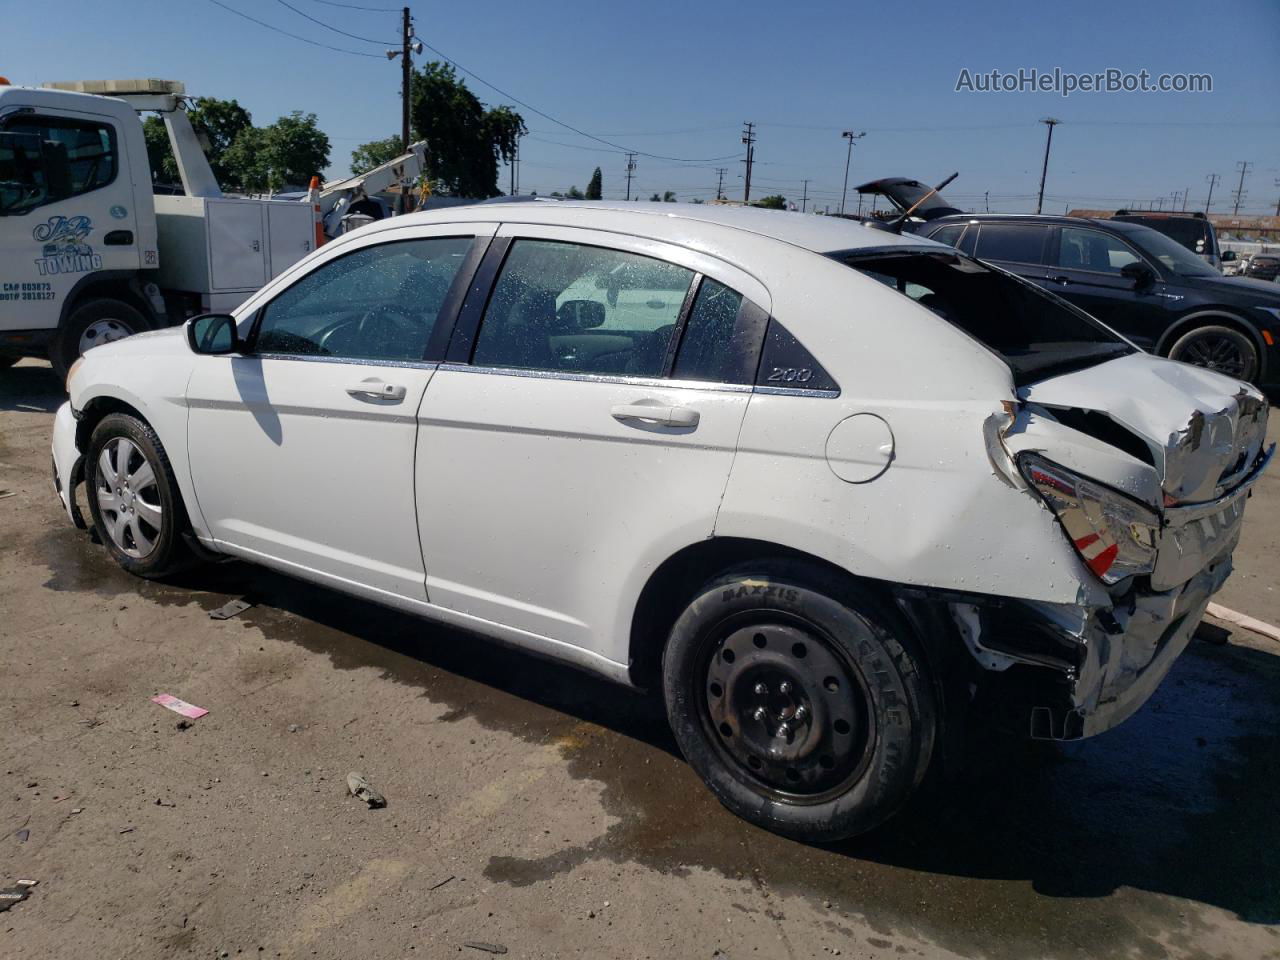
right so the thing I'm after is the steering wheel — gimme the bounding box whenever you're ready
[352,303,423,352]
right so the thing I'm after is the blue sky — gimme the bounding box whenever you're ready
[3,0,1278,213]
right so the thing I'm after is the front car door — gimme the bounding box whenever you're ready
[414,225,771,667]
[1046,224,1170,348]
[185,224,493,603]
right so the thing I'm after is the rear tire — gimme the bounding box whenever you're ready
[85,413,193,578]
[662,563,936,842]
[51,298,149,379]
[1166,324,1259,382]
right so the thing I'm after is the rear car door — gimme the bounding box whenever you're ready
[1046,224,1170,347]
[970,222,1052,286]
[185,225,492,601]
[414,225,770,663]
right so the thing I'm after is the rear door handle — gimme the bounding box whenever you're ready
[1046,275,1071,285]
[347,379,407,402]
[611,402,699,427]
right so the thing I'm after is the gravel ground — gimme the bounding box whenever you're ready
[2,358,1279,960]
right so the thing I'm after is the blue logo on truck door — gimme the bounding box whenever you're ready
[32,215,102,276]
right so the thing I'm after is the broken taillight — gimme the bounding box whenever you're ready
[1017,453,1159,585]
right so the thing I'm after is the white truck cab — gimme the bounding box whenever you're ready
[0,78,314,376]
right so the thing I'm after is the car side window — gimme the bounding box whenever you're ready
[1056,226,1141,274]
[927,224,964,247]
[973,224,1048,265]
[0,116,116,211]
[472,239,694,377]
[254,236,473,361]
[672,278,768,384]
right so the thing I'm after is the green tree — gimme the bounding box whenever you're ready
[143,96,253,188]
[663,190,676,202]
[566,185,585,199]
[649,192,661,201]
[585,166,602,200]
[410,62,525,197]
[350,135,404,176]
[756,194,787,209]
[223,112,330,193]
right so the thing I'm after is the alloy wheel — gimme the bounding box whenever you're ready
[702,619,874,801]
[95,437,163,558]
[1176,332,1254,380]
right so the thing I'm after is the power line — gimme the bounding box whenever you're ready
[414,38,739,163]
[205,0,385,57]
[304,0,400,10]
[272,0,396,44]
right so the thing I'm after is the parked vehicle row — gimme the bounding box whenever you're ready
[52,202,1272,842]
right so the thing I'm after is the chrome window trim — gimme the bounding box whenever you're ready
[753,385,841,399]
[252,352,439,371]
[437,362,754,393]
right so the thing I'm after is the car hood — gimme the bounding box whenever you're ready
[1175,272,1280,301]
[89,323,189,357]
[1009,352,1269,506]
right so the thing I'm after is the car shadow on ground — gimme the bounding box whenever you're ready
[0,360,64,413]
[147,556,1280,934]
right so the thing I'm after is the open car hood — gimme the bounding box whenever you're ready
[853,177,963,221]
[1016,353,1269,505]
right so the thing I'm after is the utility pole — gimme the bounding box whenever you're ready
[1274,178,1280,217]
[400,7,412,152]
[509,136,520,196]
[1203,176,1223,216]
[1232,160,1252,215]
[1182,188,1189,212]
[800,179,809,213]
[1171,190,1182,212]
[624,153,636,201]
[984,190,990,212]
[714,166,726,201]
[741,122,756,203]
[1035,117,1060,215]
[1155,197,1164,210]
[839,130,865,215]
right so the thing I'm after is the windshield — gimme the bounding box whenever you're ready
[1122,226,1219,277]
[835,249,1135,386]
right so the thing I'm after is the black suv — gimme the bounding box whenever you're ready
[920,214,1280,386]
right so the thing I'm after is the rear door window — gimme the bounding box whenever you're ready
[472,239,694,377]
[672,278,768,384]
[973,224,1049,265]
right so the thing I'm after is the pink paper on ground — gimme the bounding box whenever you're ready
[151,694,209,719]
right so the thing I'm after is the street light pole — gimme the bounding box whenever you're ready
[839,130,865,216]
[1035,118,1060,215]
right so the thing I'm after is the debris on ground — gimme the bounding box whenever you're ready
[0,490,16,500]
[429,875,455,891]
[155,798,176,808]
[16,829,29,843]
[346,772,386,808]
[209,598,254,621]
[175,719,193,731]
[0,879,37,913]
[1195,621,1231,646]
[151,694,209,720]
[287,724,301,733]
[119,827,134,834]
[463,943,508,955]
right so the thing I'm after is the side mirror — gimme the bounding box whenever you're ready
[1120,261,1155,288]
[556,299,606,330]
[1221,250,1237,262]
[186,313,240,355]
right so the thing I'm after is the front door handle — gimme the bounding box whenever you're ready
[611,402,700,427]
[1046,274,1071,285]
[347,379,407,402]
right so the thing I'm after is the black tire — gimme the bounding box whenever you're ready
[662,562,936,842]
[1166,324,1259,382]
[51,298,149,380]
[85,413,193,578]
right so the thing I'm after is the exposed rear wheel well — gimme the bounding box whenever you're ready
[627,538,959,692]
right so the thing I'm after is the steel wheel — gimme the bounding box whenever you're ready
[701,618,874,802]
[78,317,135,355]
[93,437,163,558]
[1170,327,1257,380]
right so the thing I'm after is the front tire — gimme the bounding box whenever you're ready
[1167,324,1259,382]
[85,413,191,578]
[662,563,936,842]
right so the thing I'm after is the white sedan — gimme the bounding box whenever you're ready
[53,202,1272,841]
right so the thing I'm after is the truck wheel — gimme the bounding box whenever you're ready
[662,563,937,842]
[1167,324,1258,382]
[85,413,192,578]
[52,298,149,379]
